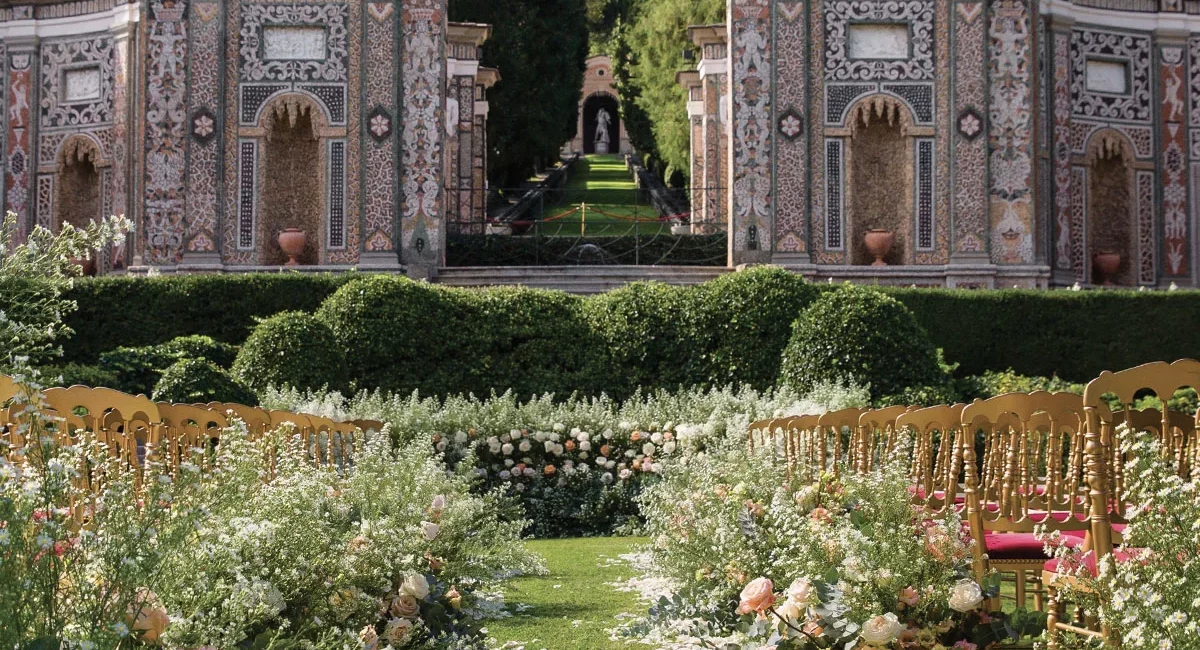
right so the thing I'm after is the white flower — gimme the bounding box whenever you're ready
[642,443,656,456]
[401,574,430,599]
[487,436,499,445]
[619,468,633,480]
[435,440,447,452]
[606,461,616,469]
[421,521,440,541]
[430,495,446,512]
[111,622,131,638]
[579,441,591,451]
[499,470,512,479]
[553,423,565,432]
[35,533,52,550]
[948,579,985,612]
[625,449,636,458]
[454,431,468,444]
[523,467,535,477]
[545,441,557,454]
[603,428,615,439]
[860,612,904,645]
[501,443,514,456]
[519,440,532,453]
[503,459,514,467]
[650,432,663,445]
[489,442,502,454]
[663,441,677,454]
[786,578,815,605]
[596,456,608,466]
[601,472,614,484]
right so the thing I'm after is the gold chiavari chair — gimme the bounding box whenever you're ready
[206,402,273,439]
[156,403,227,471]
[353,419,386,434]
[816,407,866,475]
[854,405,911,474]
[42,386,152,470]
[1043,360,1200,646]
[897,404,966,517]
[961,392,1091,609]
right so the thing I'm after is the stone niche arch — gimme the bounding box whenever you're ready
[55,134,108,232]
[258,93,331,266]
[842,94,927,266]
[1083,129,1137,286]
[582,92,620,155]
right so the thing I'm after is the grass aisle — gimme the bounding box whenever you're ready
[538,155,669,237]
[487,537,647,650]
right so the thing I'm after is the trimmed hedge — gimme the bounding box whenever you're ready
[152,358,258,406]
[98,335,239,396]
[49,270,1200,397]
[61,274,355,363]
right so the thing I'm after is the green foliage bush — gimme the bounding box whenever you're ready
[98,335,238,396]
[61,274,353,364]
[956,368,1086,402]
[233,311,346,394]
[38,362,120,389]
[584,281,692,398]
[683,266,818,389]
[152,357,258,406]
[779,284,948,400]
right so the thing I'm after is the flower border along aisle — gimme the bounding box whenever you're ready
[620,428,1042,649]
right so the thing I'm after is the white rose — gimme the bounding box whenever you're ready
[489,442,502,454]
[650,432,663,445]
[578,431,590,442]
[619,468,633,480]
[601,472,614,484]
[501,433,512,443]
[515,483,526,492]
[523,467,535,477]
[578,451,588,459]
[948,579,984,612]
[535,431,548,442]
[571,427,582,437]
[421,521,440,541]
[454,431,468,444]
[577,463,589,473]
[519,440,532,453]
[603,428,614,439]
[786,578,815,605]
[401,574,430,599]
[625,449,636,458]
[430,495,446,512]
[642,443,656,456]
[487,436,499,445]
[580,441,591,451]
[545,441,556,453]
[383,617,414,644]
[596,456,608,466]
[501,443,514,456]
[435,440,447,452]
[663,441,677,454]
[499,470,511,479]
[504,459,514,467]
[860,612,904,646]
[776,599,803,624]
[606,461,616,469]
[553,423,565,432]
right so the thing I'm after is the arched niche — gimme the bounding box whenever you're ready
[259,94,327,266]
[1084,129,1136,287]
[582,93,620,155]
[843,95,920,266]
[55,135,105,232]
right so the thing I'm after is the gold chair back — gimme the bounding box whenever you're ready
[897,404,965,515]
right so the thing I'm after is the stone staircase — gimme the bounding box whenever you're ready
[434,266,730,293]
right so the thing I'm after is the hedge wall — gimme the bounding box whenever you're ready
[60,274,355,363]
[50,270,1200,393]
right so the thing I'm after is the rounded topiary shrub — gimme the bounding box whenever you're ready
[583,281,692,398]
[315,275,469,395]
[683,266,817,389]
[233,311,345,394]
[152,358,259,406]
[159,335,239,369]
[778,283,947,400]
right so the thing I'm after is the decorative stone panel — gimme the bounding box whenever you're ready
[40,36,113,129]
[773,0,807,255]
[824,0,934,81]
[1070,28,1152,123]
[730,0,773,260]
[987,0,1035,265]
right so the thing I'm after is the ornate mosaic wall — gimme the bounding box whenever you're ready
[1160,44,1189,278]
[729,0,773,261]
[401,0,446,269]
[773,0,807,255]
[987,0,1035,265]
[364,0,398,254]
[951,0,988,257]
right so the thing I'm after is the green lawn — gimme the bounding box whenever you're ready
[487,536,647,650]
[536,156,671,237]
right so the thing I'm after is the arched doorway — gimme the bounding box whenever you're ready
[259,95,325,266]
[844,96,919,265]
[55,135,103,231]
[1085,130,1136,286]
[582,93,619,155]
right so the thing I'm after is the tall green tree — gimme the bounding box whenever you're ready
[450,0,588,187]
[621,0,724,185]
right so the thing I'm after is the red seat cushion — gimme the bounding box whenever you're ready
[984,531,1082,560]
[1044,549,1137,578]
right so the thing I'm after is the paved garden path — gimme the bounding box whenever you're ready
[537,155,670,237]
[487,536,648,650]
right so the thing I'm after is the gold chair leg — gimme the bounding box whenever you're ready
[1046,586,1061,650]
[1015,570,1027,609]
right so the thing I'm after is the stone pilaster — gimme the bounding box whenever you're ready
[473,67,498,223]
[181,0,222,266]
[141,1,188,265]
[772,0,809,260]
[401,0,447,279]
[949,0,989,263]
[987,0,1037,265]
[678,70,703,227]
[5,38,36,242]
[727,0,772,264]
[1049,14,1075,284]
[1158,29,1189,280]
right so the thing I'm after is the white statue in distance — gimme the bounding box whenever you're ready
[595,108,612,147]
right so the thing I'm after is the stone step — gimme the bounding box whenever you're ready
[435,266,729,293]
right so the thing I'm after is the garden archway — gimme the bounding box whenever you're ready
[581,92,620,155]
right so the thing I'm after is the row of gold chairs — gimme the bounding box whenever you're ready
[749,360,1200,646]
[0,377,385,475]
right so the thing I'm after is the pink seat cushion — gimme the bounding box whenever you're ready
[908,486,966,505]
[984,531,1082,560]
[1044,549,1137,578]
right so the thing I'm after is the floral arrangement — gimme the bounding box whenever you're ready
[617,438,1040,649]
[263,383,870,538]
[0,369,542,650]
[1042,426,1200,650]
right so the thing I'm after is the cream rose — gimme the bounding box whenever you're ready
[389,594,420,618]
[776,599,803,624]
[421,521,440,541]
[359,624,379,650]
[860,612,904,646]
[786,578,816,605]
[430,495,446,513]
[948,579,984,612]
[401,574,430,600]
[383,617,414,644]
[736,576,775,616]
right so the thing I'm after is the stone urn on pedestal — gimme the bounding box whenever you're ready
[864,229,895,266]
[1093,251,1122,286]
[278,228,307,266]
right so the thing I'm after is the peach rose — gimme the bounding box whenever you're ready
[899,586,921,607]
[129,588,170,642]
[389,594,420,618]
[359,625,380,650]
[544,465,556,476]
[736,577,775,616]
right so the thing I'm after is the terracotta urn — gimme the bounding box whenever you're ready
[1093,251,1121,286]
[278,228,307,266]
[864,229,895,267]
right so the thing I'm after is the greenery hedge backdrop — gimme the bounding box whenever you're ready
[51,268,1200,398]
